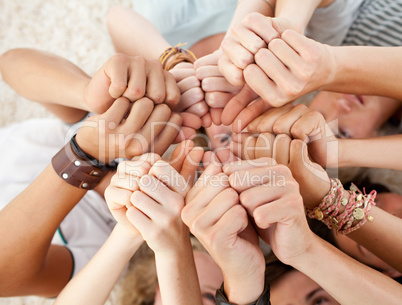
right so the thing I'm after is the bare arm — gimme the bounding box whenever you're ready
[226,162,402,305]
[339,135,402,170]
[0,48,89,123]
[107,6,170,58]
[54,224,143,305]
[292,234,402,305]
[273,0,331,32]
[0,165,85,297]
[326,46,402,101]
[347,205,402,273]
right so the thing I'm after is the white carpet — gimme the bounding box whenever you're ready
[0,0,131,304]
[0,0,131,127]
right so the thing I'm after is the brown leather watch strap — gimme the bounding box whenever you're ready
[52,135,116,190]
[215,281,270,305]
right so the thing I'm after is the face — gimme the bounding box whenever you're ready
[309,91,400,139]
[205,123,232,151]
[153,251,223,305]
[375,193,402,218]
[270,270,339,305]
[333,193,402,279]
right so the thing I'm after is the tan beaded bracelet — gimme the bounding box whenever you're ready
[159,43,197,71]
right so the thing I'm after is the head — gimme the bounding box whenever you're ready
[309,91,401,138]
[121,238,223,305]
[202,123,232,151]
[266,253,340,305]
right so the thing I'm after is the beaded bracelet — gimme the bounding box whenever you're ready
[307,179,376,234]
[159,43,197,71]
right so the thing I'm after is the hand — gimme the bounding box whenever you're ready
[182,158,265,304]
[85,54,180,113]
[247,104,340,168]
[76,97,183,163]
[169,62,211,127]
[244,30,336,107]
[194,50,242,125]
[126,141,203,254]
[231,131,330,209]
[219,12,280,86]
[104,153,160,235]
[105,141,203,250]
[224,161,315,266]
[220,84,268,132]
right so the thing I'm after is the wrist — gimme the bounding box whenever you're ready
[114,223,143,245]
[222,268,265,304]
[337,138,347,167]
[51,135,117,190]
[319,44,338,91]
[321,46,345,91]
[216,277,269,305]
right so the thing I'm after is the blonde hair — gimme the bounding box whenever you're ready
[119,238,206,305]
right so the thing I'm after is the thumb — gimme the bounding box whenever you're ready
[169,140,194,172]
[180,147,204,187]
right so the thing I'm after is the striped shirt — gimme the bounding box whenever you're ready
[343,0,402,46]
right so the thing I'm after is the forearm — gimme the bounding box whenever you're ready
[291,235,402,305]
[107,6,170,59]
[0,48,90,118]
[0,164,86,293]
[339,135,402,170]
[274,0,324,33]
[347,206,402,273]
[55,224,143,305]
[226,0,274,37]
[154,233,203,305]
[324,46,402,100]
[222,268,265,304]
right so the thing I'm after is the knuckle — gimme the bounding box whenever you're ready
[155,103,171,114]
[239,192,252,207]
[253,208,268,228]
[223,188,239,203]
[112,53,129,65]
[254,48,269,63]
[242,12,259,26]
[294,103,308,112]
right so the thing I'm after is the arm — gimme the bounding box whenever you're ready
[182,158,266,304]
[107,6,169,58]
[107,6,208,126]
[0,48,89,123]
[325,46,402,100]
[0,48,180,118]
[231,126,402,273]
[0,165,85,297]
[347,205,402,273]
[339,135,402,170]
[225,161,402,305]
[246,104,402,170]
[273,0,331,33]
[292,233,402,305]
[54,224,143,305]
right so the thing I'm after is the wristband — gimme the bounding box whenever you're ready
[215,281,270,305]
[52,134,117,190]
[159,43,197,71]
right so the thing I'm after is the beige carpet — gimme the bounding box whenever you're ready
[0,0,131,304]
[0,0,131,127]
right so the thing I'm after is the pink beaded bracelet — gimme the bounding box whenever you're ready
[307,179,376,234]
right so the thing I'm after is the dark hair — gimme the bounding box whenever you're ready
[343,177,390,194]
[265,251,295,286]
